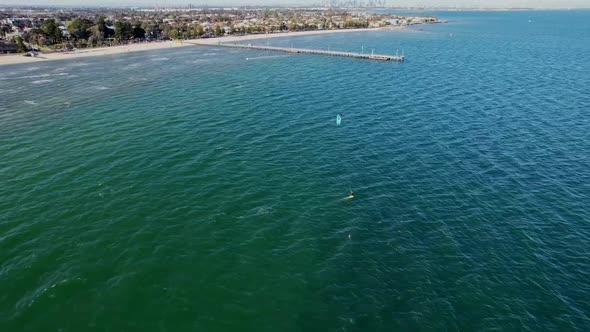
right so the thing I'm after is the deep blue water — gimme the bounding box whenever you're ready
[1,10,589,331]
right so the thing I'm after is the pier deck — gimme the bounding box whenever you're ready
[209,42,405,62]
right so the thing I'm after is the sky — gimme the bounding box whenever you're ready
[3,0,589,8]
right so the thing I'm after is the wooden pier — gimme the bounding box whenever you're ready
[215,42,405,62]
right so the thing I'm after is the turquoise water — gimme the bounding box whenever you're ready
[1,10,590,331]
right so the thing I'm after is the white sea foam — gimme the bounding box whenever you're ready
[255,206,273,216]
[3,73,49,80]
[122,63,140,70]
[31,79,54,84]
[2,73,69,80]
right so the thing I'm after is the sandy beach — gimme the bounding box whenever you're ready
[0,26,405,66]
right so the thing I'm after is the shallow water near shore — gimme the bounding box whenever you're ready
[1,10,590,331]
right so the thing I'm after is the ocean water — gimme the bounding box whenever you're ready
[1,10,590,331]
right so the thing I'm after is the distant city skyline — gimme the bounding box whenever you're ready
[2,0,589,8]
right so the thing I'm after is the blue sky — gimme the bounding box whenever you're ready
[5,0,590,8]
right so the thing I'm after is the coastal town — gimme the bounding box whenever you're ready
[0,6,439,54]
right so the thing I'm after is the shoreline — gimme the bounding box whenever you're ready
[0,26,408,66]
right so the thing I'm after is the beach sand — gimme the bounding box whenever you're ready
[0,27,405,66]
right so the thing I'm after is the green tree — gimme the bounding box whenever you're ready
[114,21,133,42]
[95,16,107,39]
[326,19,333,29]
[89,25,105,46]
[169,28,179,40]
[132,22,146,39]
[25,28,47,46]
[123,22,133,40]
[76,39,88,48]
[114,21,123,41]
[14,36,26,53]
[67,18,92,40]
[142,21,154,34]
[40,19,62,45]
[162,24,172,39]
[214,24,222,36]
[195,24,204,37]
[88,16,107,46]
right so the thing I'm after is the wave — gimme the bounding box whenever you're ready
[1,73,48,80]
[255,206,274,216]
[122,63,140,70]
[31,79,54,84]
[1,73,69,81]
[0,88,18,94]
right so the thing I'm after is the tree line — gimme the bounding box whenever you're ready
[15,15,372,50]
[21,17,149,49]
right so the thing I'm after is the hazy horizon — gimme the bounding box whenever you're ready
[1,0,589,9]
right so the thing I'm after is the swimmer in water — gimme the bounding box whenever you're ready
[347,191,354,199]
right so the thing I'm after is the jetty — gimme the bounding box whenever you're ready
[204,42,405,62]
